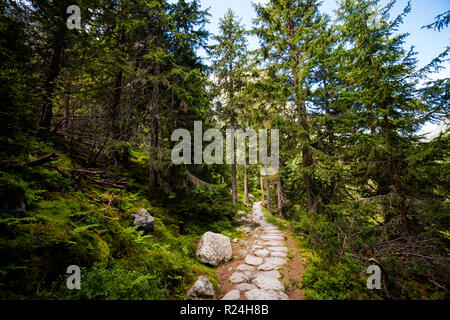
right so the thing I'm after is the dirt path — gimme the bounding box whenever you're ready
[216,202,305,300]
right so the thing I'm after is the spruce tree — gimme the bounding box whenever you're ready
[253,0,326,213]
[210,9,249,204]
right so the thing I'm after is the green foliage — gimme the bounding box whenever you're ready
[302,262,377,300]
[1,0,448,302]
[0,173,34,211]
[77,263,165,300]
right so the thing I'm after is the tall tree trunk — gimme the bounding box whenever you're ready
[149,4,162,191]
[148,64,160,190]
[266,177,271,212]
[288,18,314,213]
[276,174,283,212]
[229,60,238,204]
[260,176,265,206]
[243,160,249,204]
[384,115,408,234]
[111,70,123,140]
[63,82,71,133]
[111,28,126,140]
[232,161,238,204]
[39,23,66,136]
[298,98,314,213]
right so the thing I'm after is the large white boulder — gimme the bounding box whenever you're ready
[196,232,232,266]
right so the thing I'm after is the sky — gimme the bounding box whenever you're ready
[197,0,449,69]
[194,0,449,138]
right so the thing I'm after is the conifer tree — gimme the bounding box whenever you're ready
[335,0,432,234]
[253,0,326,213]
[210,9,249,204]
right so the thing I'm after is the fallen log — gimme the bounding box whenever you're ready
[83,175,127,189]
[5,151,59,168]
[49,165,127,189]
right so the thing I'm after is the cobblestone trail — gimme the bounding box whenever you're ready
[221,202,289,300]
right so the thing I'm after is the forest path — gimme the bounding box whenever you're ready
[217,202,304,300]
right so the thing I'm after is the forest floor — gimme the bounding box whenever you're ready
[216,202,305,300]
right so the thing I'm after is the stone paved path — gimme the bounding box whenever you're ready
[221,202,289,300]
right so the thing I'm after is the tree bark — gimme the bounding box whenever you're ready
[110,29,125,140]
[148,3,162,191]
[39,22,67,135]
[260,176,265,206]
[299,100,314,213]
[231,161,238,204]
[266,177,271,212]
[243,160,249,204]
[229,58,238,204]
[276,174,283,211]
[63,82,71,133]
[287,18,314,213]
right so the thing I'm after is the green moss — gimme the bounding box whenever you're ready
[0,140,242,300]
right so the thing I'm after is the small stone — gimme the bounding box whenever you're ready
[245,289,280,300]
[254,270,281,279]
[252,276,285,291]
[254,248,270,258]
[236,264,254,271]
[263,240,284,246]
[267,246,288,252]
[131,209,155,231]
[222,289,240,300]
[265,230,282,235]
[245,254,264,266]
[267,230,280,233]
[185,276,216,299]
[271,251,287,258]
[229,272,249,283]
[279,291,289,300]
[258,257,287,271]
[235,283,257,291]
[239,249,248,257]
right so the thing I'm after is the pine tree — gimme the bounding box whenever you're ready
[335,0,434,234]
[253,0,327,213]
[210,9,249,204]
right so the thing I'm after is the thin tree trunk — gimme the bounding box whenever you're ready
[111,28,125,140]
[384,114,408,234]
[276,174,283,211]
[229,59,238,204]
[63,82,71,133]
[149,4,162,190]
[260,176,265,206]
[39,23,66,135]
[287,18,314,213]
[231,161,238,204]
[298,98,314,213]
[244,160,249,204]
[266,177,271,212]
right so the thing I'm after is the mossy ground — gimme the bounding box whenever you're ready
[0,139,246,300]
